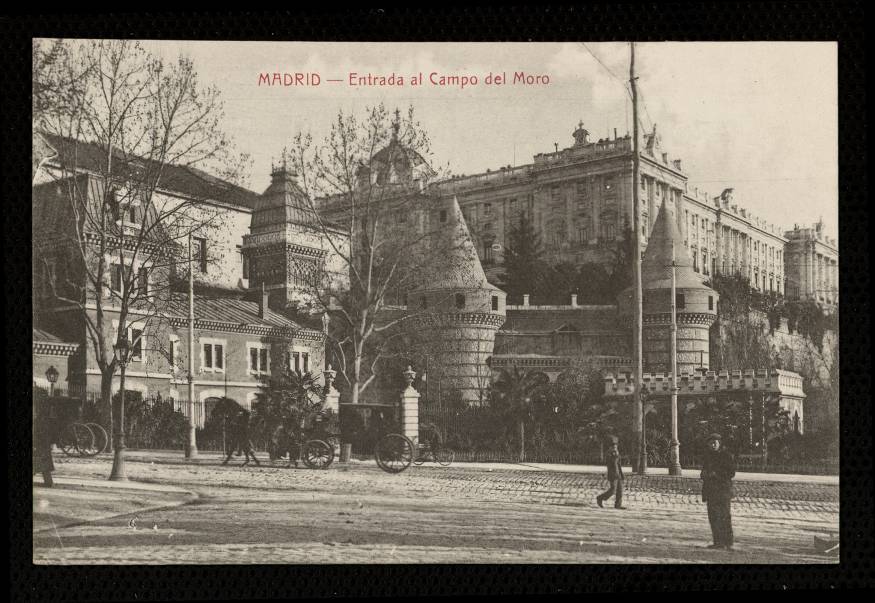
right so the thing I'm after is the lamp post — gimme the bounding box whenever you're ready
[110,335,129,481]
[668,245,682,476]
[45,365,59,397]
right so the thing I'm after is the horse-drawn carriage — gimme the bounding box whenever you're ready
[33,391,109,458]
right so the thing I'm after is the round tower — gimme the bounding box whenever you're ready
[619,199,718,374]
[409,197,506,404]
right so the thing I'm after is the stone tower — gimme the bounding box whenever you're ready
[619,199,718,374]
[409,197,506,404]
[242,164,329,310]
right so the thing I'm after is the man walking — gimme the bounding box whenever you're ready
[596,436,626,509]
[222,409,260,467]
[701,433,736,550]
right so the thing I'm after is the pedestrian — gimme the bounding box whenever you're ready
[596,436,626,509]
[701,432,736,550]
[237,409,261,467]
[221,409,260,466]
[32,396,56,487]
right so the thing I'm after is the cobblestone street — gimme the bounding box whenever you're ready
[33,453,839,564]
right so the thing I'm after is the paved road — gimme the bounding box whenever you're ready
[33,455,839,564]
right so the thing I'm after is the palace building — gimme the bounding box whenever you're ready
[32,119,835,427]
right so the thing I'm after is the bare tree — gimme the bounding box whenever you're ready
[33,39,244,430]
[285,104,456,405]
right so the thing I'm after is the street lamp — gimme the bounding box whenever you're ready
[110,335,129,481]
[45,365,59,397]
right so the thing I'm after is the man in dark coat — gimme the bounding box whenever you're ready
[701,432,736,549]
[596,436,626,509]
[32,396,56,487]
[222,409,260,466]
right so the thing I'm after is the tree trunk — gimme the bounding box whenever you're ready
[100,368,114,453]
[519,420,525,463]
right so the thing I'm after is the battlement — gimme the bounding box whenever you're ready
[603,368,805,398]
[506,294,616,311]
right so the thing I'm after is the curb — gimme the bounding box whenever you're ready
[33,483,199,535]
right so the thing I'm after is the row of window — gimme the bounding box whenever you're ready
[417,294,501,311]
[161,338,310,375]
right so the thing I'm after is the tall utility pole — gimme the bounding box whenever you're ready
[185,233,198,458]
[630,42,646,474]
[668,243,682,475]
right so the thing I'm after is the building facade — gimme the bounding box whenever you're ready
[783,220,839,307]
[431,122,790,297]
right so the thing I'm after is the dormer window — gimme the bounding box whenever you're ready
[439,210,447,223]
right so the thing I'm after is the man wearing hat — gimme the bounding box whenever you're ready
[596,435,626,509]
[701,433,736,549]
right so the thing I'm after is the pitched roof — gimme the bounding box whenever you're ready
[641,200,709,290]
[166,293,303,331]
[41,132,261,210]
[415,196,498,292]
[33,328,76,344]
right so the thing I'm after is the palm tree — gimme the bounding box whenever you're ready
[492,365,549,462]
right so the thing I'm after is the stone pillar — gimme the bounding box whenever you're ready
[400,365,420,443]
[323,364,340,413]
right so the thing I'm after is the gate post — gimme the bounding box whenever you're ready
[323,364,340,413]
[400,365,420,443]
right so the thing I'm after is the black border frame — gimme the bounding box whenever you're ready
[6,3,871,597]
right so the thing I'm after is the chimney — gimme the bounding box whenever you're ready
[570,294,578,307]
[259,283,268,319]
[661,152,668,163]
[613,128,617,140]
[523,294,530,307]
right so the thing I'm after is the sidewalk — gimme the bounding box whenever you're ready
[98,449,839,485]
[33,475,196,534]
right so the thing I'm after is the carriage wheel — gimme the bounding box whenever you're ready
[302,439,334,470]
[435,446,455,467]
[374,433,414,474]
[59,423,94,457]
[83,423,109,456]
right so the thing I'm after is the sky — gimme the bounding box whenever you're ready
[139,41,837,238]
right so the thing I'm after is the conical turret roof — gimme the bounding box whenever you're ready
[641,200,709,290]
[415,196,498,292]
[251,166,317,232]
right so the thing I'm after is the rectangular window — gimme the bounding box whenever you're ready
[708,296,714,311]
[130,328,143,362]
[676,294,685,310]
[194,237,208,273]
[291,351,300,372]
[491,296,499,311]
[249,344,269,374]
[169,338,180,371]
[483,203,493,217]
[202,339,225,372]
[109,264,120,293]
[439,210,447,223]
[302,352,309,373]
[551,186,561,201]
[137,266,149,295]
[128,204,138,224]
[109,191,121,222]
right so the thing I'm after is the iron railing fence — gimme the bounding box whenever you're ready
[31,387,838,474]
